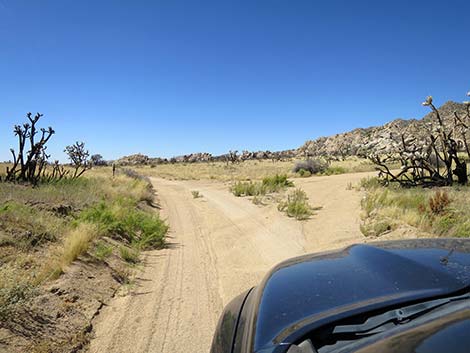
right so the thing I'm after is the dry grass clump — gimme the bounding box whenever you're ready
[135,157,377,181]
[60,223,99,269]
[360,178,470,238]
[136,160,295,181]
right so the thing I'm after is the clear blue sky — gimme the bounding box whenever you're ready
[1,0,469,161]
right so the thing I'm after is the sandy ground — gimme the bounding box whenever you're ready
[88,172,373,353]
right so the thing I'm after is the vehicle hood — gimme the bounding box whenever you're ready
[252,238,470,352]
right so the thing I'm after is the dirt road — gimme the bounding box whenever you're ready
[88,172,371,353]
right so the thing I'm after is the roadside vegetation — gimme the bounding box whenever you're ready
[359,92,470,238]
[0,112,168,352]
[229,174,318,220]
[359,177,470,238]
[0,168,167,311]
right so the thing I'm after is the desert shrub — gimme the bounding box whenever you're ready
[429,190,451,215]
[119,246,140,264]
[231,181,265,197]
[231,174,293,197]
[191,190,202,198]
[91,154,107,166]
[298,169,312,177]
[278,188,313,220]
[262,174,293,191]
[293,159,328,175]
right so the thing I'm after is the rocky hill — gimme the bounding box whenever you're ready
[297,101,467,158]
[115,101,467,164]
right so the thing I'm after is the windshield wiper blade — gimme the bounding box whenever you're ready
[332,292,470,335]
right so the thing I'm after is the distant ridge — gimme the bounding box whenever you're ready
[296,101,467,158]
[116,101,467,164]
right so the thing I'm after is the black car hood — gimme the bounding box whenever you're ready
[253,239,470,352]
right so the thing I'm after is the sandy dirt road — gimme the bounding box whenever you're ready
[88,172,372,353]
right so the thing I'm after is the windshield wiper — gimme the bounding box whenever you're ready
[332,292,470,335]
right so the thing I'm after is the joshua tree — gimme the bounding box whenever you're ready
[65,141,91,178]
[226,150,239,164]
[91,153,106,166]
[370,92,470,187]
[5,112,55,184]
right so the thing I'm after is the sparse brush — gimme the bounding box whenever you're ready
[278,188,315,220]
[323,166,347,175]
[191,190,202,198]
[94,241,113,260]
[359,177,381,190]
[0,268,36,321]
[429,190,451,215]
[360,184,470,238]
[0,202,65,249]
[360,220,393,237]
[252,196,265,205]
[231,174,293,197]
[119,246,140,264]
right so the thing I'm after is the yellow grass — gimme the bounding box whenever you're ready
[134,157,376,181]
[60,223,99,269]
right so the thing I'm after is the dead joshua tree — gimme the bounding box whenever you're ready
[225,150,239,165]
[370,92,470,187]
[65,141,91,178]
[6,113,55,184]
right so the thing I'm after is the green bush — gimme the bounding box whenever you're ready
[261,174,293,191]
[231,174,293,197]
[278,188,314,220]
[298,169,312,177]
